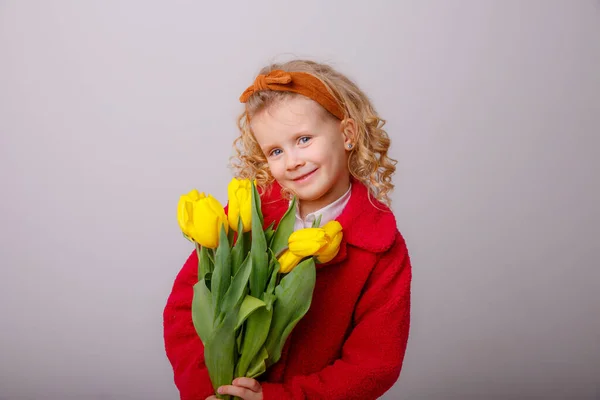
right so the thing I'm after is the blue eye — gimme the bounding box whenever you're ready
[299,136,311,144]
[270,148,282,157]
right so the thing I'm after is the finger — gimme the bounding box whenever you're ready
[205,397,218,400]
[232,377,262,392]
[218,385,253,399]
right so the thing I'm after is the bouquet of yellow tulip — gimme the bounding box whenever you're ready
[177,178,342,399]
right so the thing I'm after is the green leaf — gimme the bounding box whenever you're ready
[182,232,194,243]
[311,214,323,228]
[264,249,279,313]
[236,322,245,355]
[197,245,213,280]
[246,346,269,378]
[251,180,264,224]
[249,181,268,297]
[242,231,251,259]
[235,306,272,378]
[235,295,266,330]
[191,279,214,345]
[264,258,316,366]
[265,252,280,296]
[265,250,275,287]
[231,218,247,276]
[263,292,276,313]
[270,196,297,256]
[220,254,252,314]
[204,309,237,400]
[264,221,276,247]
[211,225,231,324]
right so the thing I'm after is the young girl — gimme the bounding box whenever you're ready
[164,59,412,400]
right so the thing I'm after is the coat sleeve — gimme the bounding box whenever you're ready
[163,250,215,400]
[261,233,412,400]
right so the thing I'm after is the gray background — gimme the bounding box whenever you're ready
[1,1,599,399]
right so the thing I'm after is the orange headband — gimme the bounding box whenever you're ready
[239,69,345,120]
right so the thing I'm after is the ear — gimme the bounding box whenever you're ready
[340,118,357,150]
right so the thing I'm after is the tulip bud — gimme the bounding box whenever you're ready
[177,190,228,249]
[227,178,252,233]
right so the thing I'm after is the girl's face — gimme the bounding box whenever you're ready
[251,96,353,216]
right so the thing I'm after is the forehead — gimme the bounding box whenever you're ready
[250,96,329,138]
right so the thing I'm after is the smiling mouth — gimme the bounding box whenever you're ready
[292,169,317,182]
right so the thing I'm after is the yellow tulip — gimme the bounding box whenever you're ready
[177,189,228,249]
[277,249,303,274]
[227,177,252,232]
[315,221,343,263]
[288,228,328,257]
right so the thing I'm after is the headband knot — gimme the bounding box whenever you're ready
[239,69,345,120]
[253,70,292,92]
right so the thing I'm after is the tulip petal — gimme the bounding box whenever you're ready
[288,228,327,257]
[316,232,343,263]
[277,250,302,274]
[322,220,343,238]
[176,196,189,235]
[187,189,203,201]
[227,178,241,231]
[239,191,252,232]
[312,221,344,263]
[191,200,219,248]
[289,240,324,257]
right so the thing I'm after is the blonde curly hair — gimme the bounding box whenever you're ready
[230,59,397,206]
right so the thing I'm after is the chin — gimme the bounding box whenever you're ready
[293,185,328,202]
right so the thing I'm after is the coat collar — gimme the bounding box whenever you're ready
[260,179,398,266]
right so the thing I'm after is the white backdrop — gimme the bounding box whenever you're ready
[1,1,599,399]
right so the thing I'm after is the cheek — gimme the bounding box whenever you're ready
[305,144,329,163]
[314,144,343,166]
[267,159,285,179]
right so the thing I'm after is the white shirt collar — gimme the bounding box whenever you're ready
[293,184,352,231]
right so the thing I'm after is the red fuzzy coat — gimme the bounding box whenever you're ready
[163,181,412,400]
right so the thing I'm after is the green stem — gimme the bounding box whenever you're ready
[208,248,216,273]
[228,229,235,248]
[195,243,202,279]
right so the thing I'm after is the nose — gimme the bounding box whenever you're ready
[285,150,304,171]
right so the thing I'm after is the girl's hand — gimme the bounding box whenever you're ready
[206,377,263,400]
